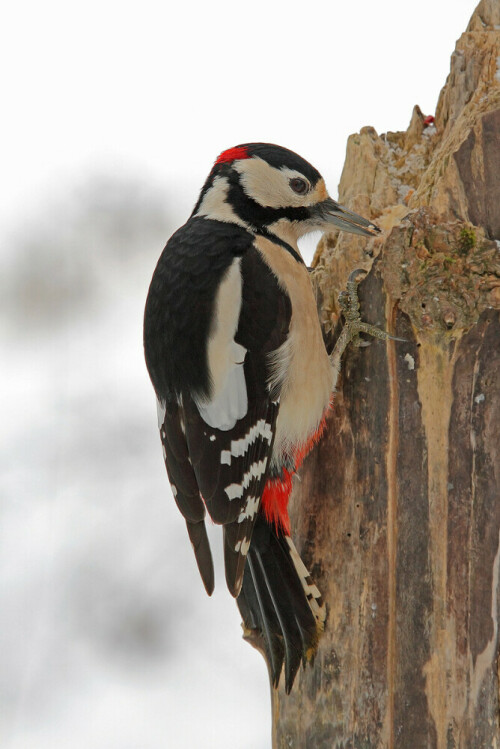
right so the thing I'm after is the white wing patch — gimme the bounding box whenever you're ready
[237,495,260,523]
[220,419,273,465]
[197,348,247,431]
[195,258,248,431]
[234,537,251,555]
[224,458,268,500]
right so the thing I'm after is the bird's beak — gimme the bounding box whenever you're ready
[316,197,381,237]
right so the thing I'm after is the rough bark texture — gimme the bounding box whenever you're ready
[271,3,500,746]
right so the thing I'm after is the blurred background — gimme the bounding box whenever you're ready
[1,1,475,747]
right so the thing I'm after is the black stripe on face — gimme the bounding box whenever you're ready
[256,227,304,265]
[225,174,306,263]
[192,143,322,219]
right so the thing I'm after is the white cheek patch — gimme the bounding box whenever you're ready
[195,258,248,431]
[235,159,293,209]
[234,159,325,210]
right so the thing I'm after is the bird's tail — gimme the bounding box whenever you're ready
[236,514,326,693]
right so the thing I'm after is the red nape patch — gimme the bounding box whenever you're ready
[215,146,250,165]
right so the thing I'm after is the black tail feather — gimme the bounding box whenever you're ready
[237,514,325,692]
[251,549,303,691]
[245,554,285,686]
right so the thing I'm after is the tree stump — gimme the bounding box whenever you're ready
[271,3,500,746]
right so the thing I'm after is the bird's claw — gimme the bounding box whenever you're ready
[330,269,405,373]
[338,269,396,347]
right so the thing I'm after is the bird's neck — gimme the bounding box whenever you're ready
[266,219,303,257]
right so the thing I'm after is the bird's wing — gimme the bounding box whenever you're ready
[157,242,291,597]
[184,244,292,596]
[147,214,292,597]
[157,397,215,596]
[146,218,259,596]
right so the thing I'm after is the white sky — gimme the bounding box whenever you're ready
[2,0,475,246]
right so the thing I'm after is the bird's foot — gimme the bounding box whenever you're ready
[330,269,403,375]
[338,269,394,347]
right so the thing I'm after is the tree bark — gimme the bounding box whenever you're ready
[271,3,500,746]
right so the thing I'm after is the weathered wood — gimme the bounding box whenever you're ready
[273,279,499,748]
[270,3,500,746]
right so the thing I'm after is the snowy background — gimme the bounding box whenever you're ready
[1,1,475,747]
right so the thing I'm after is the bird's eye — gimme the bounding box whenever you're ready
[289,178,308,195]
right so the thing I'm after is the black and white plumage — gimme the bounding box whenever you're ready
[144,143,380,691]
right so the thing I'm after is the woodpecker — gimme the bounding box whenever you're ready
[144,143,382,692]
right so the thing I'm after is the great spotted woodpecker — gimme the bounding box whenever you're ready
[144,143,383,692]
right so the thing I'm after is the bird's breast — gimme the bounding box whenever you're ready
[253,235,333,456]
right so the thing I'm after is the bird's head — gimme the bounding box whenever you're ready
[192,143,380,246]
